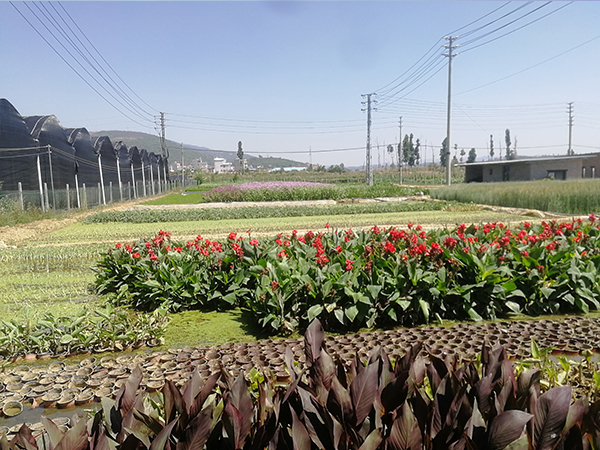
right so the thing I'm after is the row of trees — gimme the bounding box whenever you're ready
[489,129,516,161]
[439,138,477,167]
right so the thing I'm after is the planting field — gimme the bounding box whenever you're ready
[432,178,600,215]
[5,178,600,448]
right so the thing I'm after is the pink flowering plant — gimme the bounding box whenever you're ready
[94,216,600,334]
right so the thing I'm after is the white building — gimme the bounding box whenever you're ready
[213,157,234,174]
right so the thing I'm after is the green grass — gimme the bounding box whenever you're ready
[0,196,66,227]
[143,192,208,205]
[431,179,600,215]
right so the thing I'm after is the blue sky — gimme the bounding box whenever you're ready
[2,1,599,167]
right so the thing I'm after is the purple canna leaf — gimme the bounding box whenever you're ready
[164,379,185,424]
[380,371,409,414]
[148,418,178,450]
[182,369,203,412]
[189,371,220,420]
[291,408,312,450]
[54,414,89,450]
[532,385,572,450]
[563,397,588,435]
[395,342,422,375]
[91,427,113,450]
[285,346,297,382]
[305,319,324,368]
[388,401,422,450]
[176,403,215,450]
[358,429,382,450]
[229,373,254,433]
[41,415,65,448]
[474,373,495,416]
[487,410,533,450]
[116,366,143,417]
[329,376,353,423]
[318,348,336,389]
[12,425,37,450]
[350,362,379,427]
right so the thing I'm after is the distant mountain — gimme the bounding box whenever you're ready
[89,130,305,169]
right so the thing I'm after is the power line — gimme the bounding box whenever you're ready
[460,2,572,53]
[10,1,156,129]
[56,2,157,114]
[457,32,600,95]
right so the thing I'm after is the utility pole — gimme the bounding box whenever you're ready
[398,117,403,184]
[160,112,169,180]
[361,93,376,186]
[567,102,574,155]
[181,143,185,185]
[309,146,312,168]
[443,36,458,186]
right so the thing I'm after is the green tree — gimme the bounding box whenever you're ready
[402,133,420,167]
[237,141,244,173]
[467,147,477,163]
[387,144,394,167]
[460,148,466,163]
[237,141,244,160]
[505,129,514,160]
[327,163,345,173]
[489,135,494,160]
[439,137,448,168]
[415,138,421,165]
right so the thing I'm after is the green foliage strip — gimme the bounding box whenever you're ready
[95,216,600,334]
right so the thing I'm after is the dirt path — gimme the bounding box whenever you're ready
[0,197,154,248]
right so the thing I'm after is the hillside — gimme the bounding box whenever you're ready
[90,130,305,169]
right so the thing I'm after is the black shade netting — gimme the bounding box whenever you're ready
[66,128,101,187]
[93,136,120,186]
[0,99,41,191]
[113,141,132,185]
[24,115,75,191]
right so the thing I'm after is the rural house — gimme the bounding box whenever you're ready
[461,153,600,183]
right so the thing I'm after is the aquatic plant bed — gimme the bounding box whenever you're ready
[95,217,600,334]
[2,317,600,449]
[0,306,169,362]
[84,198,458,224]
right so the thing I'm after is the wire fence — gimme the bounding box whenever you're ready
[1,178,193,211]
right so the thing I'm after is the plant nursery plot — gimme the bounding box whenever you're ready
[432,178,600,215]
[36,210,535,247]
[0,247,102,320]
[83,200,471,224]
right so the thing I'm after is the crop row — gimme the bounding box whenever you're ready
[94,217,600,334]
[145,182,426,205]
[84,200,457,224]
[432,178,600,214]
[5,319,600,450]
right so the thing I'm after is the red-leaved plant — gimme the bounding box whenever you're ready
[6,319,600,449]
